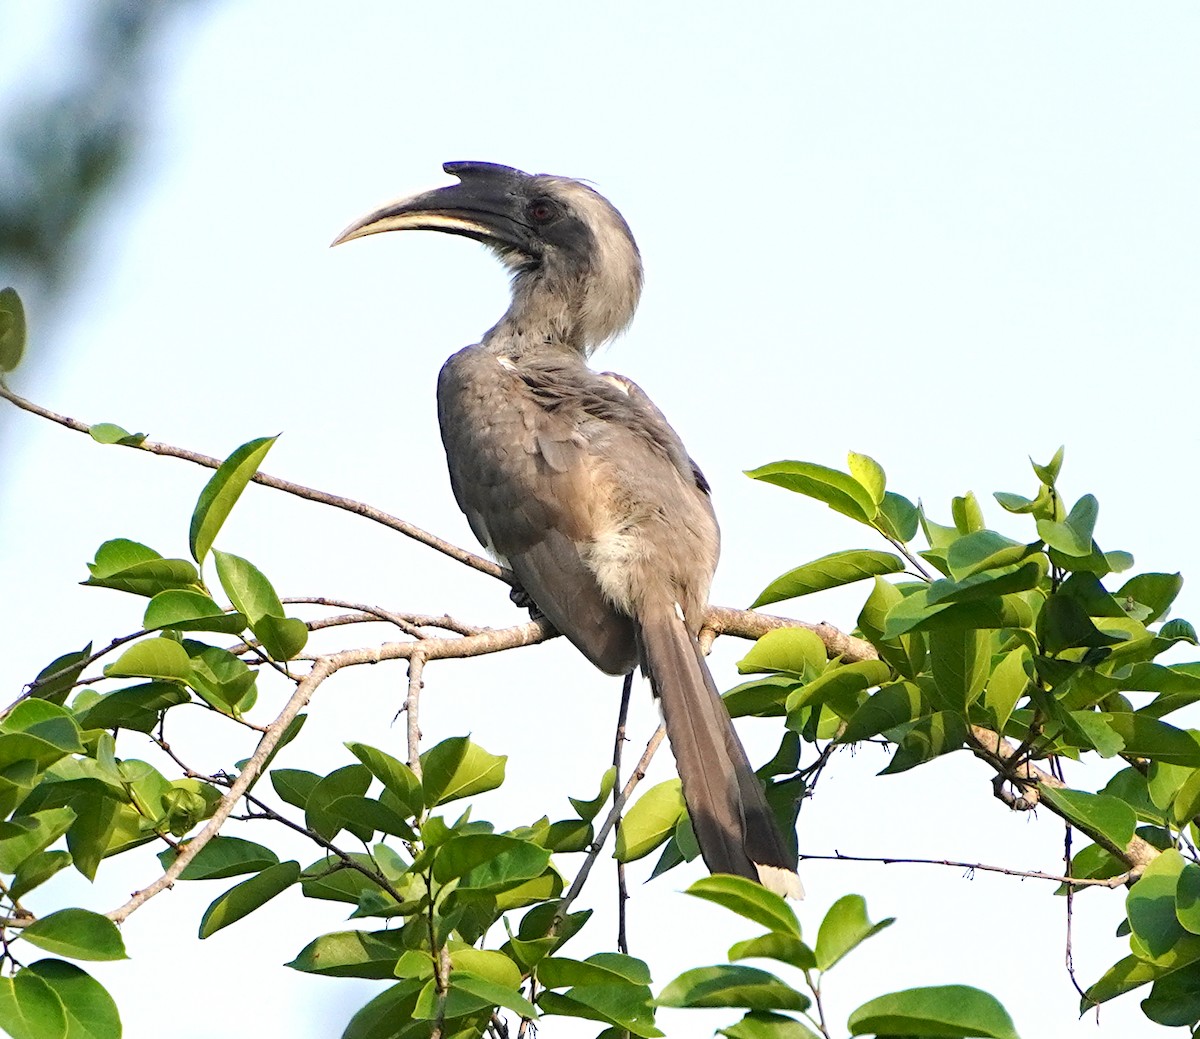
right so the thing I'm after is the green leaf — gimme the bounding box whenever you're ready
[447,969,538,1020]
[724,676,800,719]
[984,647,1031,732]
[738,628,827,678]
[1174,769,1200,826]
[9,852,73,901]
[24,960,120,1039]
[1065,711,1125,758]
[994,487,1051,515]
[569,765,617,822]
[786,660,891,717]
[102,639,192,683]
[848,984,1020,1039]
[1031,446,1064,487]
[846,451,886,505]
[0,969,66,1039]
[270,768,320,810]
[882,588,1033,639]
[287,928,408,979]
[951,492,986,535]
[27,646,93,706]
[1038,787,1135,851]
[346,742,423,816]
[252,615,309,661]
[1127,850,1198,964]
[657,965,809,1012]
[745,460,876,524]
[1084,953,1172,1006]
[0,809,78,874]
[1142,965,1200,1027]
[1039,595,1125,654]
[880,712,967,775]
[857,579,925,679]
[304,764,373,841]
[420,736,507,807]
[616,780,684,862]
[158,835,280,880]
[211,549,284,623]
[815,894,894,970]
[19,910,127,962]
[1117,573,1183,625]
[0,287,27,372]
[720,1012,823,1039]
[685,875,800,938]
[76,683,190,734]
[929,628,989,710]
[539,954,652,989]
[727,933,816,971]
[1177,863,1200,935]
[538,983,661,1037]
[183,641,257,715]
[65,795,119,882]
[189,435,277,563]
[1161,618,1199,644]
[1104,714,1200,767]
[143,590,247,634]
[751,550,903,608]
[545,818,592,852]
[945,532,1041,579]
[926,558,1046,606]
[839,681,925,744]
[198,860,300,938]
[877,491,919,542]
[83,540,200,598]
[1036,494,1098,557]
[339,980,424,1039]
[320,793,414,842]
[87,422,145,447]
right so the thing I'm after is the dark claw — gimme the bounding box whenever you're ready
[509,584,544,620]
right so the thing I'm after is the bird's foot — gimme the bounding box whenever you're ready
[509,584,545,621]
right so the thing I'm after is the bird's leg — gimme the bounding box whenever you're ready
[508,583,545,621]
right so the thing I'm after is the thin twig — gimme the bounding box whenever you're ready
[282,599,485,637]
[107,653,331,923]
[613,672,633,956]
[0,385,511,586]
[798,850,1135,888]
[558,724,667,921]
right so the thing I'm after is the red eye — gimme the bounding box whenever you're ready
[527,200,557,224]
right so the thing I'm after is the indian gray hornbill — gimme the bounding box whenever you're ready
[334,162,801,896]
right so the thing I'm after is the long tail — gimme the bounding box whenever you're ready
[639,606,803,898]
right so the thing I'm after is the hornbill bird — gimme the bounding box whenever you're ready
[334,162,801,896]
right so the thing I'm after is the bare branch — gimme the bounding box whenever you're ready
[559,723,667,922]
[967,725,1158,872]
[703,606,877,663]
[0,385,510,586]
[799,850,1135,889]
[406,650,427,775]
[107,653,331,923]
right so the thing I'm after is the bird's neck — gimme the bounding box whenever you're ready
[482,259,639,359]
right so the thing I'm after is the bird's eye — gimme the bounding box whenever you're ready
[526,199,559,224]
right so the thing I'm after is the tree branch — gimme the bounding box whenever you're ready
[0,384,510,586]
[798,850,1135,889]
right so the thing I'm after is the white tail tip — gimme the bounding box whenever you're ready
[756,863,805,900]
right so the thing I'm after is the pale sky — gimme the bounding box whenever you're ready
[2,4,1199,1037]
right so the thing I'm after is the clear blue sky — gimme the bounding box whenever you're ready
[2,3,1198,1036]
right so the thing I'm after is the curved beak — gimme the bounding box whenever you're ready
[331,162,534,253]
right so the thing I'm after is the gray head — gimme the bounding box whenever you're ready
[334,162,644,355]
